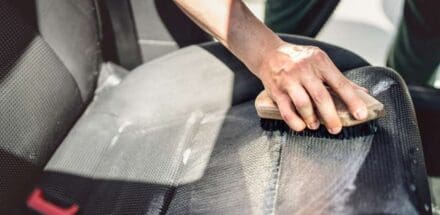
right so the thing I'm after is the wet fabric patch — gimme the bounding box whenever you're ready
[276,134,373,214]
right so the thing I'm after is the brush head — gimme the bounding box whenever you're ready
[260,118,378,139]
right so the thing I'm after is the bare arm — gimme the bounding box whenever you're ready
[174,0,368,134]
[174,0,280,75]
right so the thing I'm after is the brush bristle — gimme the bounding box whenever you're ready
[260,119,378,139]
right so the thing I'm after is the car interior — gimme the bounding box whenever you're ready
[1,0,439,214]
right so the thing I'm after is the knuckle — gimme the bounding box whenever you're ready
[334,79,351,91]
[294,59,307,69]
[294,97,311,109]
[312,48,327,60]
[273,94,287,105]
[271,76,282,86]
[279,64,296,76]
[285,62,299,72]
[311,89,329,104]
[271,88,283,96]
[301,75,318,83]
[271,73,288,86]
[281,111,293,122]
[274,67,288,76]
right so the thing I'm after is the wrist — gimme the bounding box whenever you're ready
[254,36,284,77]
[254,34,286,74]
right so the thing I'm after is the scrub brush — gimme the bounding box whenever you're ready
[255,89,385,139]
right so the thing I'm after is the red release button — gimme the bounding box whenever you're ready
[27,188,79,215]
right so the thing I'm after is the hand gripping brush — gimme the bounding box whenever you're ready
[255,89,385,139]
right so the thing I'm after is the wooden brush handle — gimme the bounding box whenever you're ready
[255,89,385,127]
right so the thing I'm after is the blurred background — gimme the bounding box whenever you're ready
[244,0,440,87]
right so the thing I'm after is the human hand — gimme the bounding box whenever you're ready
[257,43,369,134]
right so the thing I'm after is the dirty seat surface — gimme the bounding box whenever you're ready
[0,0,430,214]
[38,37,431,214]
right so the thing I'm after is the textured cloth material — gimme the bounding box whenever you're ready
[32,0,101,101]
[0,36,84,213]
[11,0,102,101]
[0,37,83,214]
[344,68,431,213]
[38,36,430,214]
[276,67,430,214]
[0,0,97,213]
[276,131,374,214]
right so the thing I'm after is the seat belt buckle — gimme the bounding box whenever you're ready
[27,188,79,215]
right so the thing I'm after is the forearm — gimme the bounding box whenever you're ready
[175,0,370,134]
[174,0,283,77]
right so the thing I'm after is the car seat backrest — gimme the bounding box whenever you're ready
[0,0,101,212]
[130,0,211,61]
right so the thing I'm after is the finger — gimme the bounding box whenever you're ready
[275,94,306,131]
[285,83,319,130]
[315,58,368,120]
[352,83,368,93]
[304,80,342,134]
[357,86,369,93]
[330,76,368,120]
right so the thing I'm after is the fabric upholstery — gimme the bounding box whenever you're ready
[38,38,430,214]
[34,0,101,101]
[0,0,430,213]
[276,67,430,214]
[0,0,99,213]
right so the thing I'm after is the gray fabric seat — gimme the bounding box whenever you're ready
[0,0,100,212]
[38,38,431,214]
[0,0,431,214]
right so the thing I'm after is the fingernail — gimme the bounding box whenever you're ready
[308,121,320,130]
[328,127,341,134]
[355,108,368,120]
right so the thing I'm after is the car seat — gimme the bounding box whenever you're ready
[0,0,431,214]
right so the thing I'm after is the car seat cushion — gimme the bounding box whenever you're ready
[37,37,430,214]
